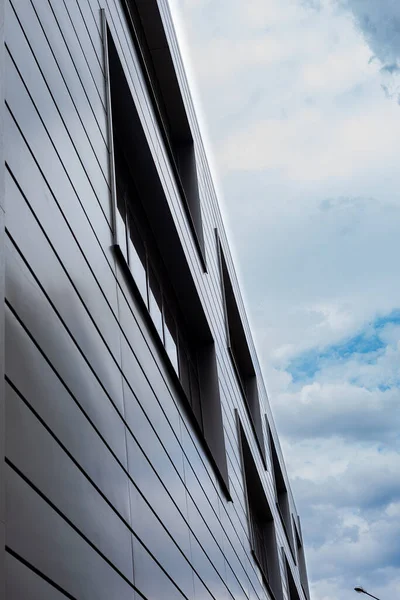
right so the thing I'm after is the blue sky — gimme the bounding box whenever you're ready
[288,310,400,382]
[169,1,400,599]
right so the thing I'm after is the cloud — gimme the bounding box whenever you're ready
[337,0,400,106]
[168,0,400,598]
[229,190,400,378]
[192,37,288,83]
[312,572,400,600]
[340,0,400,67]
[282,436,400,598]
[275,380,400,441]
[380,63,400,74]
[218,102,400,181]
[273,318,400,595]
[286,310,400,382]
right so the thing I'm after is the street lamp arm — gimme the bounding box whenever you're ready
[363,592,381,600]
[354,588,381,600]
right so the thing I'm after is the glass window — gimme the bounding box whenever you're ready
[128,213,148,305]
[178,339,191,399]
[107,26,229,495]
[164,305,179,373]
[189,359,202,428]
[117,212,128,262]
[116,185,128,262]
[148,267,164,340]
[250,509,269,580]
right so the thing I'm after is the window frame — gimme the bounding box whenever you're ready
[217,231,266,467]
[267,420,296,562]
[293,517,310,600]
[282,550,303,600]
[236,411,283,600]
[118,0,207,272]
[102,12,230,498]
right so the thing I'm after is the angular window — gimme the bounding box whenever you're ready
[164,305,179,373]
[148,267,164,341]
[218,234,266,465]
[127,212,147,304]
[237,413,282,600]
[283,553,301,600]
[294,518,310,600]
[103,14,229,496]
[120,0,206,269]
[268,423,295,560]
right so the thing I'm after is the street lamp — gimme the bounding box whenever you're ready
[354,587,381,600]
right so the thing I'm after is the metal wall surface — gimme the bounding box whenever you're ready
[0,0,5,595]
[3,1,308,599]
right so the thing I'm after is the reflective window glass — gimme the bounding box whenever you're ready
[250,509,269,580]
[116,185,128,262]
[189,359,202,428]
[149,268,164,340]
[116,211,128,262]
[164,305,179,373]
[128,214,148,305]
[178,340,191,399]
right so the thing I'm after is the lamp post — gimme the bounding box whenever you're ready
[354,587,381,600]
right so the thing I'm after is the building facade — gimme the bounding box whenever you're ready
[0,1,310,599]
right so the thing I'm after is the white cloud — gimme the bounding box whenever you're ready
[386,502,400,517]
[218,99,400,181]
[169,0,400,597]
[282,437,400,589]
[340,0,400,66]
[243,0,308,28]
[274,382,400,442]
[192,37,288,83]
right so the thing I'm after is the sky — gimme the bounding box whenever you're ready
[168,1,400,600]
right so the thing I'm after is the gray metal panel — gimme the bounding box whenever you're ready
[2,0,309,597]
[6,382,134,580]
[8,0,109,205]
[0,0,5,594]
[4,117,121,361]
[188,528,231,600]
[123,380,188,516]
[185,493,226,588]
[6,553,68,600]
[0,524,4,600]
[5,169,124,409]
[126,433,191,560]
[4,47,114,266]
[5,238,128,467]
[131,535,186,600]
[119,327,186,480]
[5,305,131,522]
[6,465,135,600]
[129,484,195,598]
[4,106,118,316]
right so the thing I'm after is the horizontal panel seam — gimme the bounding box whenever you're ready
[5,548,77,600]
[6,460,138,590]
[46,0,106,111]
[5,34,111,225]
[25,0,109,163]
[5,332,230,600]
[5,153,267,595]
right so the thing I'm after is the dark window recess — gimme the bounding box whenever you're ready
[103,18,229,497]
[218,235,266,465]
[120,0,206,268]
[284,553,301,600]
[268,424,295,560]
[294,518,310,600]
[237,413,282,600]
